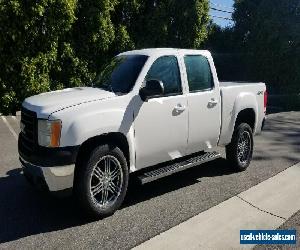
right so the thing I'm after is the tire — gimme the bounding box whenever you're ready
[74,144,129,219]
[226,123,254,171]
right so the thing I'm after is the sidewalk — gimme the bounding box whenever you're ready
[134,162,300,249]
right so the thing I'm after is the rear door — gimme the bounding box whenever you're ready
[183,54,221,154]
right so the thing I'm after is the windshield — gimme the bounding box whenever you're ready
[92,55,148,94]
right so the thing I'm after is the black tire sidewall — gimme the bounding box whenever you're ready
[227,123,254,171]
[76,144,129,218]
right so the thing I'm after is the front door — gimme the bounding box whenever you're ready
[134,55,188,169]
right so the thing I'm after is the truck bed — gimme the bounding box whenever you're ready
[218,81,266,146]
[220,81,265,87]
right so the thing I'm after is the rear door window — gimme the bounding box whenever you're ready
[184,55,214,92]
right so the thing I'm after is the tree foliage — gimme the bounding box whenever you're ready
[204,22,236,53]
[206,0,300,93]
[128,0,209,48]
[0,0,210,114]
[244,0,300,91]
[0,0,78,113]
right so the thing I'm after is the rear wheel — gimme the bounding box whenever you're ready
[226,123,253,171]
[74,144,129,218]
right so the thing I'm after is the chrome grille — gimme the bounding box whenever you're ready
[19,107,37,156]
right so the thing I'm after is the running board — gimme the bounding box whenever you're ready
[138,151,221,184]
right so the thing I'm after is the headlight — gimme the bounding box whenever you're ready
[38,119,62,147]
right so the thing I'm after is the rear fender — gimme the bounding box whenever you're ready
[219,92,258,145]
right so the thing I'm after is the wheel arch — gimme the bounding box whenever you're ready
[74,132,131,183]
[234,108,256,132]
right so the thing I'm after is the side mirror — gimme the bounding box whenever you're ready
[139,79,164,102]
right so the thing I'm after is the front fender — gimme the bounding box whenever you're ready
[51,107,136,171]
[65,109,132,145]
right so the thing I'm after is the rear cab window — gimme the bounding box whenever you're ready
[184,55,214,92]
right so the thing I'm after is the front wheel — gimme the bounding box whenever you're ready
[74,144,129,219]
[226,123,254,171]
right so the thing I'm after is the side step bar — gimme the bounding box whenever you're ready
[138,151,221,184]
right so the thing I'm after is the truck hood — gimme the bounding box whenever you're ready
[23,87,116,118]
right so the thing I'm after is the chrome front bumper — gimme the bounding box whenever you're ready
[20,157,75,192]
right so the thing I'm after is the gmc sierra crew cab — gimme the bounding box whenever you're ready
[19,48,267,218]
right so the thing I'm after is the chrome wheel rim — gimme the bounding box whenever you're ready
[90,155,123,209]
[237,131,251,164]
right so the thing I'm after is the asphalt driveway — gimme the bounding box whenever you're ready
[0,112,299,249]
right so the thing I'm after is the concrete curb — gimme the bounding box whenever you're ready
[134,162,300,250]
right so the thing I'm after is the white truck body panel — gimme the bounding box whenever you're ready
[20,48,266,191]
[22,87,116,119]
[134,94,189,168]
[218,82,266,146]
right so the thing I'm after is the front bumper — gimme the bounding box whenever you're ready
[18,107,79,193]
[20,156,75,192]
[18,131,79,192]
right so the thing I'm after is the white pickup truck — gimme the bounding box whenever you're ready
[19,48,267,218]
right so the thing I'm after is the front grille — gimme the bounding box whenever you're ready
[19,107,37,157]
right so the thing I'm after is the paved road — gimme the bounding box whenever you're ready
[0,112,299,249]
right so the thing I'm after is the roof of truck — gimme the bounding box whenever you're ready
[119,48,211,57]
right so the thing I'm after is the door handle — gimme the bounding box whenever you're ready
[174,104,186,112]
[208,99,218,105]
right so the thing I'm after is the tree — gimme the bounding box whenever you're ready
[128,0,210,48]
[0,0,78,113]
[249,0,300,91]
[232,0,263,48]
[204,22,236,53]
[232,0,300,91]
[0,0,210,114]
